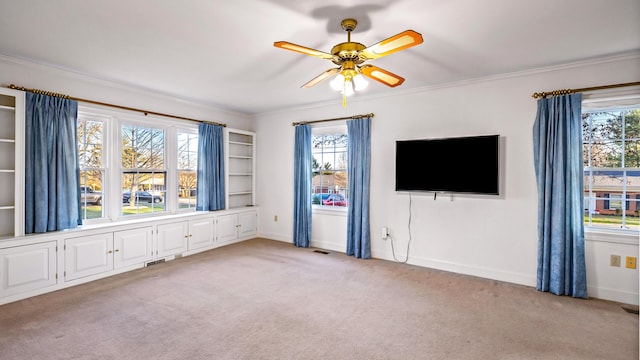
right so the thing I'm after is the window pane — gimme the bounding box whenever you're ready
[589,112,622,141]
[178,170,197,209]
[177,131,198,210]
[80,170,104,220]
[122,125,164,169]
[624,140,640,167]
[590,141,622,168]
[591,170,624,190]
[624,109,640,139]
[122,172,166,216]
[78,118,105,221]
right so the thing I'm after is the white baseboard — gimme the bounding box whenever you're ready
[257,232,290,243]
[587,285,639,306]
[372,247,536,287]
[258,236,637,304]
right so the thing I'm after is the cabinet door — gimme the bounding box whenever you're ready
[114,227,153,268]
[188,218,214,250]
[157,222,188,257]
[238,210,257,239]
[216,214,238,244]
[0,241,57,297]
[65,233,113,281]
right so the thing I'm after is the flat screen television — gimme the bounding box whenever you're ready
[395,135,499,195]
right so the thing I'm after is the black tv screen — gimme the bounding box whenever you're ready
[395,135,499,195]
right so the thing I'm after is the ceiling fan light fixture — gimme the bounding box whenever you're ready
[274,18,423,106]
[330,73,345,91]
[353,74,368,91]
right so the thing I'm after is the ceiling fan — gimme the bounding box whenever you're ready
[274,18,423,106]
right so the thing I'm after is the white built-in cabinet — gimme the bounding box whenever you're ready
[114,227,154,268]
[225,128,256,209]
[0,241,57,297]
[1,200,258,306]
[64,227,153,281]
[157,222,188,257]
[187,218,215,251]
[156,217,214,256]
[216,210,257,245]
[0,87,25,239]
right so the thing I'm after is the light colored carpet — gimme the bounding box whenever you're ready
[0,238,637,360]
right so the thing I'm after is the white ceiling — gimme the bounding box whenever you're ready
[0,0,639,115]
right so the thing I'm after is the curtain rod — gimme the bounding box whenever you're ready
[7,84,227,127]
[531,81,640,99]
[292,113,374,126]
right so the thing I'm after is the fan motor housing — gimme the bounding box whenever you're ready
[331,42,366,65]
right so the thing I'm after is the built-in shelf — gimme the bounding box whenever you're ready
[0,88,25,238]
[225,129,255,209]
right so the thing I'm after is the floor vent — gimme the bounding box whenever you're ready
[146,259,166,267]
[313,250,330,255]
[622,306,639,315]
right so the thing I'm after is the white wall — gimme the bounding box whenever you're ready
[1,52,637,305]
[255,53,640,305]
[0,55,253,130]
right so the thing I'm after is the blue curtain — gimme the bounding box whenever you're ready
[346,117,371,259]
[533,93,587,298]
[293,124,312,247]
[25,93,81,234]
[196,123,225,211]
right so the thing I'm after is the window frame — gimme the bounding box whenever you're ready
[311,124,349,214]
[120,121,168,217]
[582,105,639,234]
[77,112,108,223]
[176,127,199,212]
[76,105,200,224]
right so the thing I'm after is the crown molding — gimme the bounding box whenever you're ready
[0,53,252,120]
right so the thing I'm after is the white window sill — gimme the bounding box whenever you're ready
[312,206,348,217]
[585,228,639,245]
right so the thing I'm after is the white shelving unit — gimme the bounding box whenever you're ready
[0,88,25,239]
[225,128,256,209]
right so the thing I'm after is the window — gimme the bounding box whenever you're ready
[312,126,348,208]
[177,130,198,210]
[121,124,166,216]
[583,107,640,231]
[76,106,201,222]
[78,116,106,221]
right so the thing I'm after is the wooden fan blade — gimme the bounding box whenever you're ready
[274,41,333,59]
[360,65,405,87]
[302,68,340,88]
[360,30,423,60]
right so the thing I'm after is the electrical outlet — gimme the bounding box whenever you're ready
[274,215,278,222]
[626,256,636,269]
[610,255,621,267]
[381,226,388,240]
